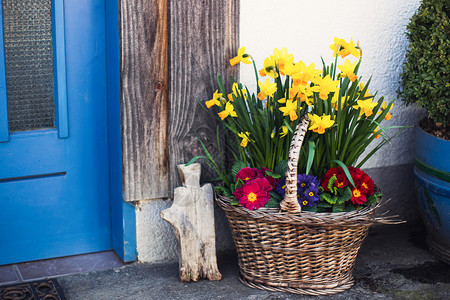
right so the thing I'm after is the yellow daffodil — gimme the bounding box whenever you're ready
[257,79,277,100]
[377,102,393,120]
[290,85,314,106]
[258,57,278,78]
[311,75,340,100]
[218,102,237,120]
[279,126,289,138]
[353,99,378,117]
[205,90,223,108]
[283,61,302,77]
[227,82,247,102]
[229,47,252,66]
[279,99,298,121]
[330,37,361,58]
[291,61,322,87]
[308,113,335,134]
[272,47,294,75]
[338,59,358,82]
[238,131,252,147]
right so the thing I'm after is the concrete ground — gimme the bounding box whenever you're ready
[58,222,450,300]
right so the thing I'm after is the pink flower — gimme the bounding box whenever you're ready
[235,167,258,182]
[233,177,271,210]
[257,167,277,189]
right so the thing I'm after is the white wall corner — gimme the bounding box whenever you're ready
[240,0,423,169]
[136,199,178,263]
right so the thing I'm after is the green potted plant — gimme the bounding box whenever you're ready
[189,38,404,295]
[398,0,450,263]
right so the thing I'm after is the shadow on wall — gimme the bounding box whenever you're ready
[365,164,420,223]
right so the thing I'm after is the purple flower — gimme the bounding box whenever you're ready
[297,174,320,192]
[274,178,286,198]
[303,187,319,206]
[296,173,320,207]
[276,174,320,207]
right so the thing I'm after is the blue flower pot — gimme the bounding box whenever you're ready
[414,126,450,264]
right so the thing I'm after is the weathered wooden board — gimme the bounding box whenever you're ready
[161,164,222,282]
[120,0,170,201]
[168,0,240,190]
[119,0,239,201]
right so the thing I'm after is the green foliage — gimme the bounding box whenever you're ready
[265,191,282,208]
[399,0,450,124]
[231,161,247,179]
[318,180,370,212]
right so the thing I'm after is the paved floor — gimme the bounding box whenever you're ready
[56,222,450,300]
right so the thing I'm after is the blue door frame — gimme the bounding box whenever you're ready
[0,0,136,263]
[105,1,137,263]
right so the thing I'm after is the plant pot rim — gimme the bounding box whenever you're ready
[417,118,450,142]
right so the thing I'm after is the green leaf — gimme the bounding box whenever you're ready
[235,178,244,190]
[321,193,337,204]
[283,119,295,133]
[230,200,239,206]
[231,160,247,179]
[365,194,378,205]
[332,203,345,212]
[303,205,318,212]
[185,155,207,166]
[274,160,288,177]
[306,141,315,175]
[265,170,281,179]
[265,198,280,208]
[214,186,232,197]
[345,204,357,212]
[327,175,338,192]
[318,201,332,208]
[337,186,352,204]
[270,191,282,201]
[331,160,356,188]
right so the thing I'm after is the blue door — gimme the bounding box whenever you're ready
[0,0,112,264]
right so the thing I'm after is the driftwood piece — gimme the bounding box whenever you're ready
[160,163,222,282]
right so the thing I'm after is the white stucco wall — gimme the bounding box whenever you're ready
[240,0,425,168]
[136,0,425,263]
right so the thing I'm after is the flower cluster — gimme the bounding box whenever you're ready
[189,38,403,212]
[203,38,397,178]
[232,168,277,210]
[322,166,374,204]
[315,166,380,212]
[275,174,320,208]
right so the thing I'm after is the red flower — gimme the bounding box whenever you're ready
[257,167,277,189]
[321,167,346,191]
[335,173,349,189]
[321,166,376,206]
[233,177,271,210]
[348,166,364,183]
[358,174,374,195]
[351,188,367,205]
[235,168,258,182]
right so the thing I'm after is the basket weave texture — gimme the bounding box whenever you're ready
[216,116,398,296]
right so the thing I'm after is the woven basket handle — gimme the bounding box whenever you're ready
[279,116,310,214]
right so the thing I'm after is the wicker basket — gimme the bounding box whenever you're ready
[216,116,400,296]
